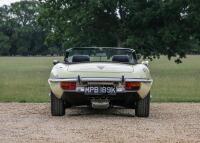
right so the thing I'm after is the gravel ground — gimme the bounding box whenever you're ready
[0,103,200,143]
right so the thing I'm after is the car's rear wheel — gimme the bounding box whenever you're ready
[135,92,150,117]
[51,91,65,116]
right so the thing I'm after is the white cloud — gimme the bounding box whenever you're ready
[0,0,22,6]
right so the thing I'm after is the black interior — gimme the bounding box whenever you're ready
[112,55,130,63]
[72,55,90,63]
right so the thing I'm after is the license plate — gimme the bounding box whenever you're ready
[84,86,116,95]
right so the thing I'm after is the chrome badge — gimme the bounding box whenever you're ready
[97,65,105,70]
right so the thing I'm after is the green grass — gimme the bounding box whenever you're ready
[0,56,62,102]
[150,55,200,102]
[0,55,199,102]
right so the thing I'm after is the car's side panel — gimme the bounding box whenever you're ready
[138,82,153,98]
[48,81,63,98]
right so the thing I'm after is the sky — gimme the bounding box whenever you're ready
[0,0,21,6]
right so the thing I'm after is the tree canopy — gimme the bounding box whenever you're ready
[0,0,200,62]
[39,0,200,62]
[0,0,50,56]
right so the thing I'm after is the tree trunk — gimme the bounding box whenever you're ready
[117,36,122,47]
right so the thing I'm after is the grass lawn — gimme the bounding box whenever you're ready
[0,55,199,102]
[150,55,200,102]
[0,57,62,102]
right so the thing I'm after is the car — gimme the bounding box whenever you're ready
[48,47,153,117]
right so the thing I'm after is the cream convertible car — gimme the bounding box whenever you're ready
[48,47,153,117]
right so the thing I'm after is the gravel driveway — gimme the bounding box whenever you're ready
[0,103,200,143]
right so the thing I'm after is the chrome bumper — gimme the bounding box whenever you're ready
[48,77,153,83]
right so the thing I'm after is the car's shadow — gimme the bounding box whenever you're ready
[66,106,135,117]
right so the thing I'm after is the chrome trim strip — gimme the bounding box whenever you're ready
[125,78,153,83]
[80,77,122,82]
[87,82,115,85]
[48,78,77,82]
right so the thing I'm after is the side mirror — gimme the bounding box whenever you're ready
[53,60,60,65]
[142,60,149,67]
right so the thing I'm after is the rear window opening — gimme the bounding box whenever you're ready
[66,47,137,64]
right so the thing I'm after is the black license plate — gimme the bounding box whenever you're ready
[84,86,116,95]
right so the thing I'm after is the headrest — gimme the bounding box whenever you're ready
[112,55,130,63]
[72,55,90,63]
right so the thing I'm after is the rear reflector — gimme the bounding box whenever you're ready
[125,82,141,90]
[60,82,76,90]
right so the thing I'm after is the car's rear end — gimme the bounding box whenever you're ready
[54,76,147,108]
[48,47,153,117]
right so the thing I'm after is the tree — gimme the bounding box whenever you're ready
[0,0,49,56]
[10,0,47,55]
[0,32,11,55]
[39,0,200,62]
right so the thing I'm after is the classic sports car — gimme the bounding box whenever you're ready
[48,47,153,117]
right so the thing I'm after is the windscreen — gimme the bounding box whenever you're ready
[67,48,137,64]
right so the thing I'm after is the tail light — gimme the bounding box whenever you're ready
[60,82,76,90]
[125,82,141,90]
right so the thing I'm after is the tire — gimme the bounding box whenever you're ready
[135,92,150,117]
[51,92,65,116]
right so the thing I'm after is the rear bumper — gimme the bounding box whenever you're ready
[61,91,140,108]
